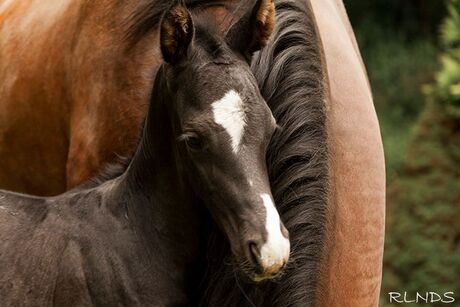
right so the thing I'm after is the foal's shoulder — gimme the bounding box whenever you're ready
[0,190,46,215]
[0,187,92,224]
[0,180,116,229]
[0,189,46,202]
[0,187,103,252]
[0,190,62,240]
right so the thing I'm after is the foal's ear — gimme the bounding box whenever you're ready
[225,0,275,59]
[160,1,194,64]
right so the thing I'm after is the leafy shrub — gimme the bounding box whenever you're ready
[354,24,438,173]
[383,1,460,304]
[425,0,460,118]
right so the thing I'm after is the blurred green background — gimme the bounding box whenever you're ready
[345,0,460,305]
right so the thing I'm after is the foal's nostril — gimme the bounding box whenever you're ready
[248,242,262,268]
[280,222,289,239]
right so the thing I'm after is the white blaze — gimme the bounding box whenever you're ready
[259,193,290,268]
[212,90,246,153]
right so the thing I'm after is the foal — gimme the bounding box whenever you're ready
[0,0,289,305]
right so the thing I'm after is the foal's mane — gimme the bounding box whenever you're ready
[201,0,329,306]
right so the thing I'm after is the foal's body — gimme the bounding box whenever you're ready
[0,83,204,304]
[0,180,199,305]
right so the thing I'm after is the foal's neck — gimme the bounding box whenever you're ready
[109,68,206,287]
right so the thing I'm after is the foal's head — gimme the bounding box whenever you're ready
[158,0,288,281]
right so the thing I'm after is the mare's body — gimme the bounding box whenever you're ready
[0,0,156,194]
[0,0,385,305]
[311,1,385,305]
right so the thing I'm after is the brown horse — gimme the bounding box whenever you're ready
[0,0,385,306]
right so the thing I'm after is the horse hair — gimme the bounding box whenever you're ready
[124,0,232,45]
[200,1,329,306]
[109,0,328,305]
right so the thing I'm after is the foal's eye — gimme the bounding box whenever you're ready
[185,135,204,151]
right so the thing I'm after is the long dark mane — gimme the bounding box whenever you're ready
[200,1,329,305]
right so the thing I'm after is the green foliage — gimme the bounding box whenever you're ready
[441,0,460,49]
[383,0,460,303]
[354,24,438,173]
[348,0,459,303]
[346,0,445,40]
[425,0,460,118]
[383,103,460,302]
[357,28,438,119]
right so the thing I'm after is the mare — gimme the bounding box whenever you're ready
[0,1,291,305]
[0,0,386,305]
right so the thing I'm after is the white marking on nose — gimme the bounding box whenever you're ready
[259,193,290,270]
[212,90,246,153]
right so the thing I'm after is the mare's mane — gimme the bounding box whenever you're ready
[201,0,329,305]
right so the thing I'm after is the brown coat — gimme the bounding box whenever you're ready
[311,0,385,305]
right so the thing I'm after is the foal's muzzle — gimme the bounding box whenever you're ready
[242,213,290,282]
